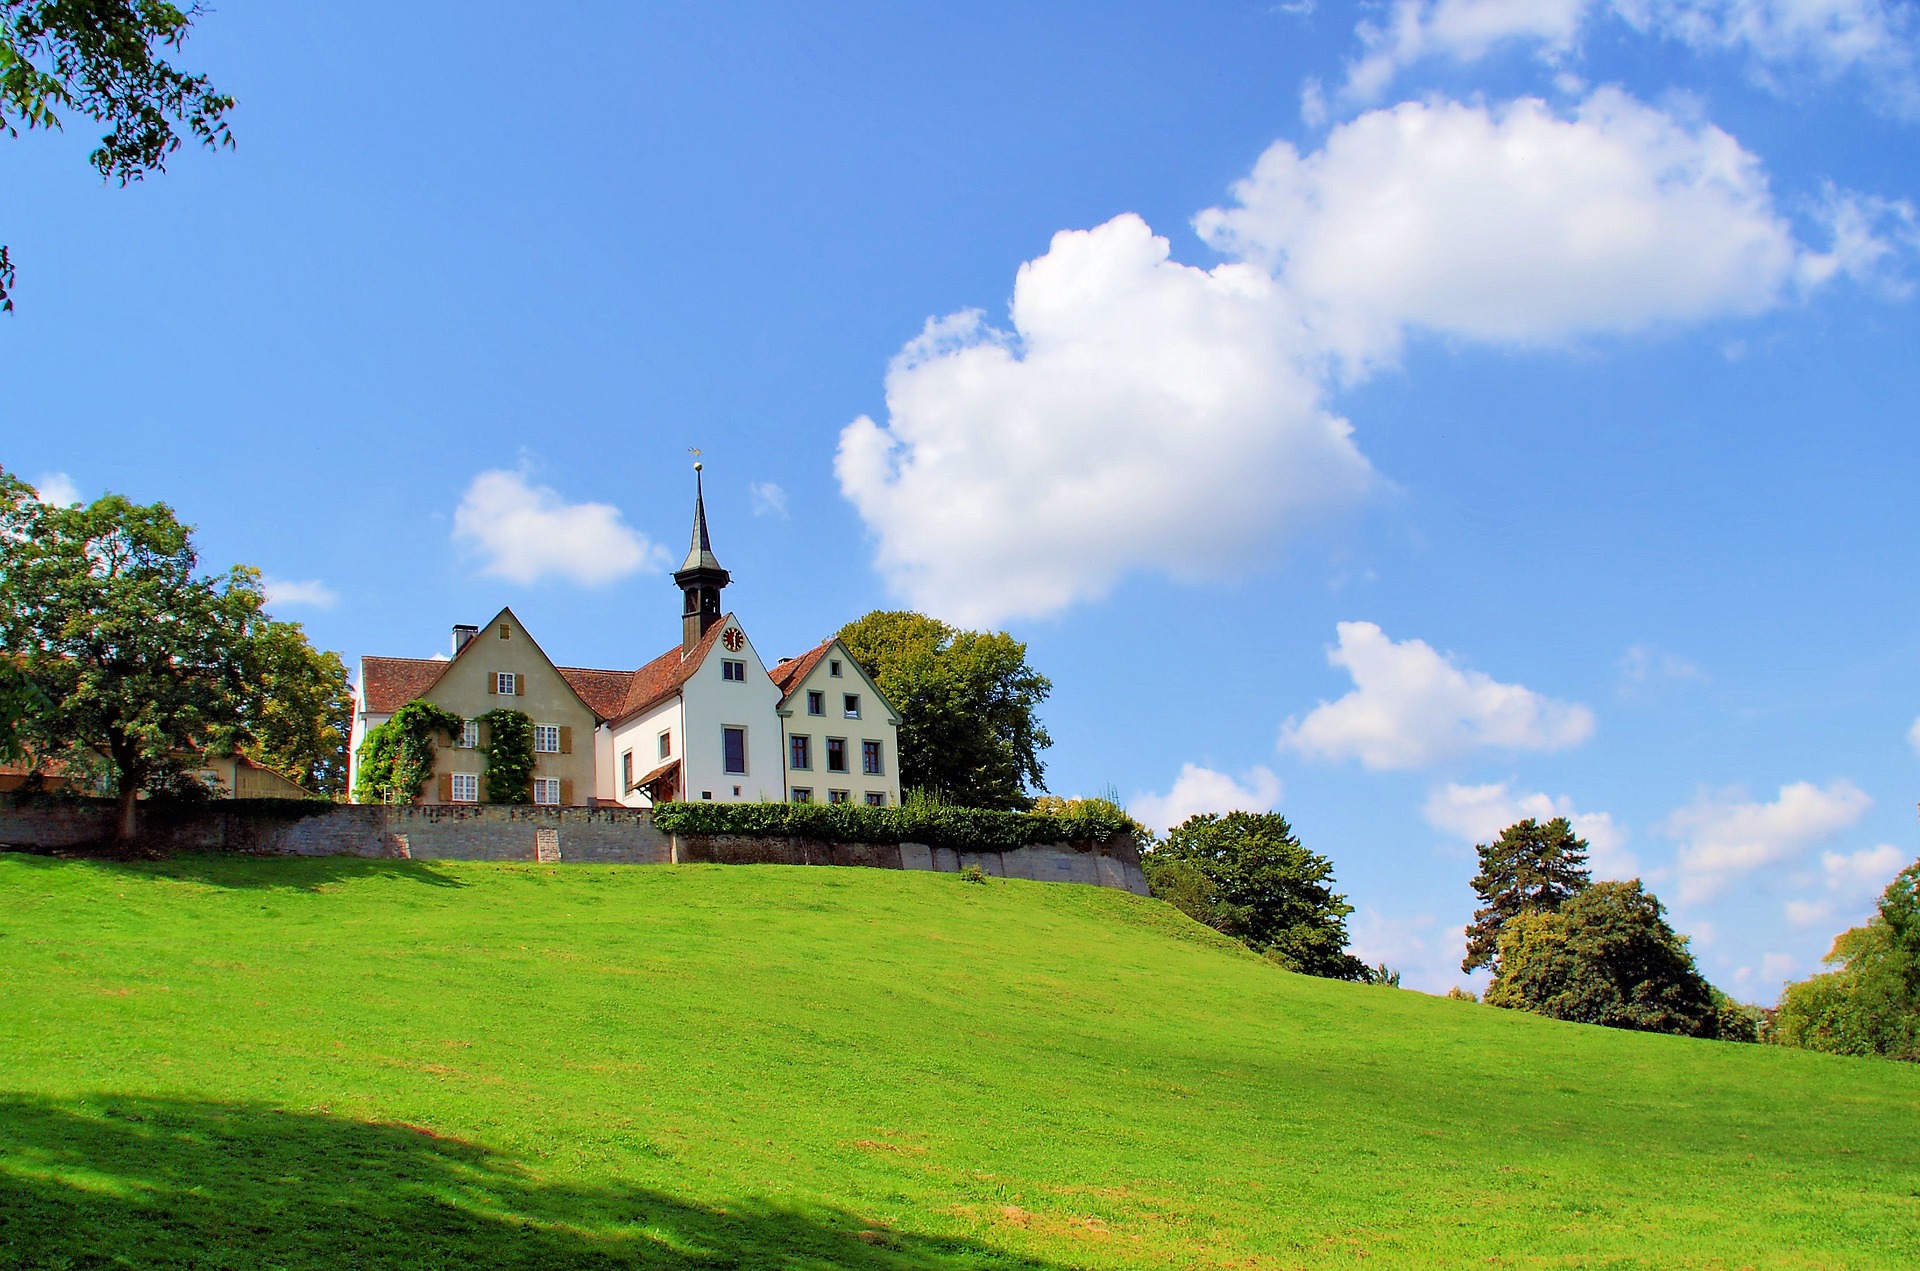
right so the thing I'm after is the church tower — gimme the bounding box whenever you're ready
[673,462,731,654]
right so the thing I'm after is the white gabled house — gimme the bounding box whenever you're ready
[348,466,903,809]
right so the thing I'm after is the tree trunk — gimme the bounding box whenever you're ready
[114,783,139,850]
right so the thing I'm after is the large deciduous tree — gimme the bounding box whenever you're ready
[1772,858,1920,1062]
[1462,817,1592,975]
[1143,811,1370,981]
[837,610,1051,810]
[1,0,235,310]
[0,469,343,841]
[1483,879,1746,1038]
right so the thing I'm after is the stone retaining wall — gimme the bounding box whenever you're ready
[0,798,1148,893]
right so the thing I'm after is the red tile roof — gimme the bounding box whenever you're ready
[557,667,635,719]
[614,617,732,721]
[768,639,834,704]
[358,656,450,714]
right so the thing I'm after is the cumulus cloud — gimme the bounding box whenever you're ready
[1424,781,1637,877]
[1666,779,1873,902]
[1282,622,1593,769]
[839,91,1890,622]
[262,577,339,609]
[1130,763,1284,833]
[1347,910,1476,993]
[749,481,790,519]
[1339,0,1920,116]
[31,473,80,506]
[452,469,666,587]
[1907,714,1920,754]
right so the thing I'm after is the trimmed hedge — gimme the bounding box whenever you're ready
[651,799,1134,852]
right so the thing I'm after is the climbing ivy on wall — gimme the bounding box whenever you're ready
[353,701,463,805]
[475,708,534,804]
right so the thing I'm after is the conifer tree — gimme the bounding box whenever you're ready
[1462,817,1592,975]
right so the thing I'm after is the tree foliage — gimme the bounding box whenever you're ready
[1463,817,1592,974]
[1,0,234,310]
[1143,811,1370,981]
[475,708,533,804]
[1484,880,1734,1038]
[0,469,271,842]
[243,618,352,797]
[353,702,463,807]
[1772,858,1920,1061]
[836,611,1052,811]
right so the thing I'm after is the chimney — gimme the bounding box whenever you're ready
[452,624,478,656]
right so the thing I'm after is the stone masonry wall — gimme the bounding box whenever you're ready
[0,797,1148,893]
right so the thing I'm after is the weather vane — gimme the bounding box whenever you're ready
[688,446,702,471]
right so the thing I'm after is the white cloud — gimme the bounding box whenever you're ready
[452,469,666,587]
[31,472,80,506]
[1347,910,1479,993]
[262,577,339,609]
[1423,781,1638,877]
[1130,763,1283,833]
[1666,779,1873,902]
[1283,622,1594,769]
[1195,90,1853,367]
[836,216,1373,625]
[1907,714,1920,755]
[1338,1,1920,117]
[1785,897,1836,928]
[840,90,1895,624]
[1821,842,1908,892]
[749,481,790,519]
[1618,642,1705,686]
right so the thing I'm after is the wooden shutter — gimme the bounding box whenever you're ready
[488,673,498,697]
[560,779,574,806]
[437,773,452,802]
[559,726,573,754]
[514,674,524,696]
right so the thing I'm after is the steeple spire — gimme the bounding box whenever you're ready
[672,460,731,654]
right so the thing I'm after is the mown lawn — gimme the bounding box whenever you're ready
[0,852,1914,1269]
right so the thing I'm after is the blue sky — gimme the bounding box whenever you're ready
[5,1,1919,995]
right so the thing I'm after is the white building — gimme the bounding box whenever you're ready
[349,467,903,809]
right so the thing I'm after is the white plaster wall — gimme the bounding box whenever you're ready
[779,642,901,807]
[593,723,615,803]
[609,696,683,807]
[680,621,783,803]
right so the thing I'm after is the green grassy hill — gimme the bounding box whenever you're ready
[0,853,1914,1269]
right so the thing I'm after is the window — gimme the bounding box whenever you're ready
[723,727,747,774]
[843,693,861,719]
[722,659,745,681]
[495,671,517,696]
[865,792,886,807]
[499,623,510,639]
[658,730,671,759]
[534,724,560,754]
[458,720,480,749]
[829,660,842,677]
[806,691,824,716]
[792,787,812,803]
[790,735,811,770]
[828,789,850,804]
[826,738,847,773]
[622,751,633,791]
[534,778,561,806]
[449,773,479,803]
[862,740,883,776]
[701,790,713,800]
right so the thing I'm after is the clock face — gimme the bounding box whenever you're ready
[721,627,745,652]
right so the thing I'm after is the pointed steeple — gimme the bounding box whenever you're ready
[680,464,726,575]
[672,461,730,654]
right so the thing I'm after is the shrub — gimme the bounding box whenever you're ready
[353,702,462,805]
[959,864,987,884]
[650,798,1135,853]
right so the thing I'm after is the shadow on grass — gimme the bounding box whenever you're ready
[0,1094,1060,1270]
[0,851,468,892]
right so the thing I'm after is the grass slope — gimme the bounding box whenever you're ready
[0,853,1915,1270]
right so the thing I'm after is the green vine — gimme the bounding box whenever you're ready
[353,701,463,804]
[475,708,534,804]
